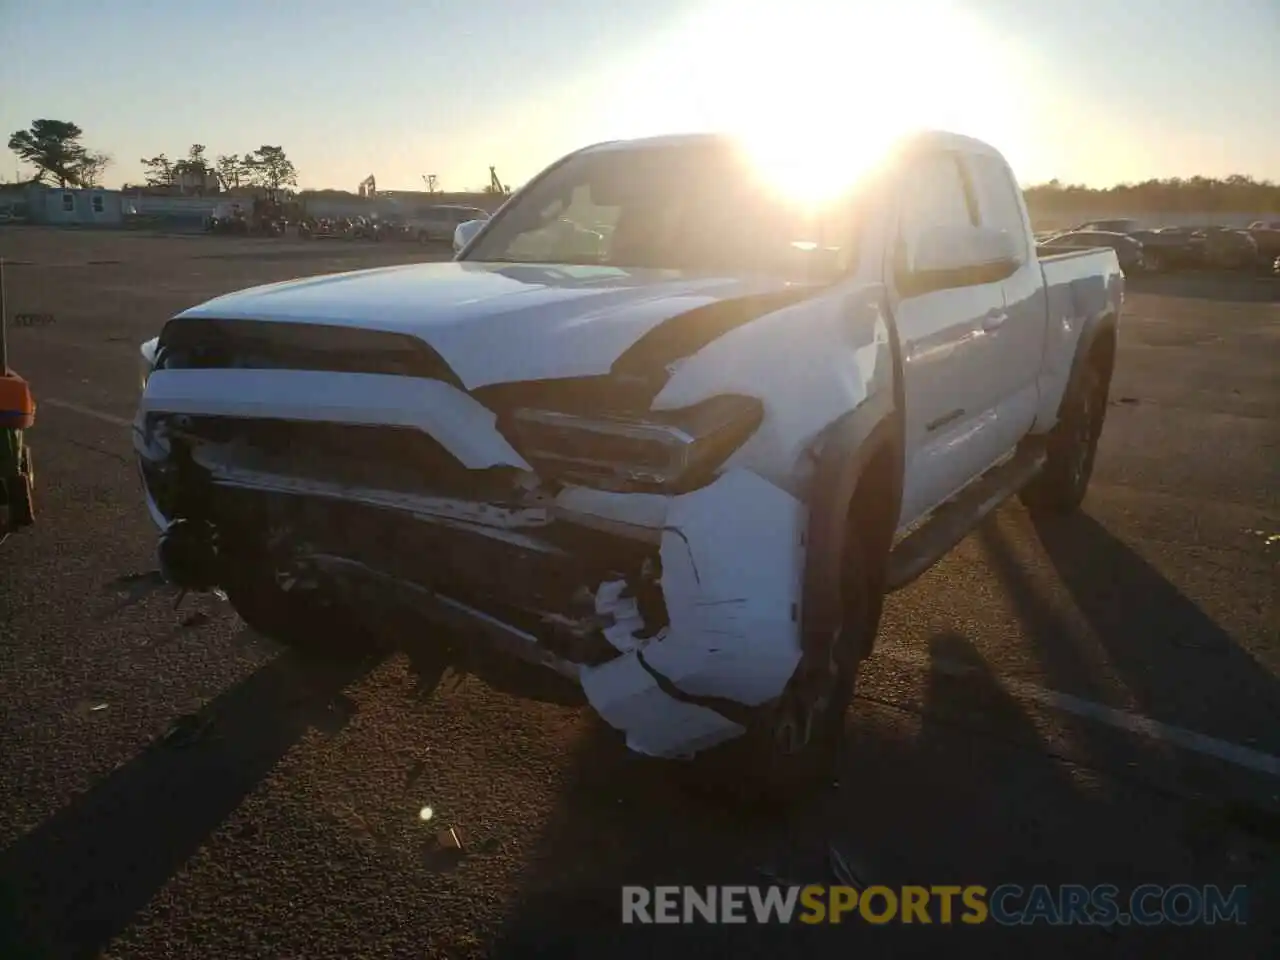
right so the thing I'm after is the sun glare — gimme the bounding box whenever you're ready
[663,0,1022,206]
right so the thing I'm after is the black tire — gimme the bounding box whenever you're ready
[680,526,884,809]
[220,553,378,660]
[14,447,34,527]
[1021,353,1109,514]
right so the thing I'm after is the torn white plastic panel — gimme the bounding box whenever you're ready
[579,654,746,759]
[594,580,647,653]
[643,470,804,705]
[652,283,894,496]
[140,368,531,471]
[578,469,805,757]
[552,486,669,542]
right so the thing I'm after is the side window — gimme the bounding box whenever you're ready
[92,194,105,214]
[968,154,1029,261]
[62,192,75,212]
[895,152,976,274]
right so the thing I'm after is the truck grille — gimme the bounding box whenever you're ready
[161,416,498,495]
[156,318,462,386]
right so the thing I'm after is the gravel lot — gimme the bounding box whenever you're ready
[0,227,1277,959]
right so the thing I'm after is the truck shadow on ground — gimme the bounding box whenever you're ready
[0,636,386,960]
[983,509,1280,762]
[483,627,1240,959]
[487,501,1278,957]
[979,505,1280,833]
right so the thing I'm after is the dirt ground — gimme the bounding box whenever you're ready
[0,227,1277,959]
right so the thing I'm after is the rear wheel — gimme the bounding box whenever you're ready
[1021,354,1109,514]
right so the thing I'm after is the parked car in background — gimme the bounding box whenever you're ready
[407,205,491,243]
[1075,218,1140,235]
[1038,229,1144,273]
[1199,227,1259,271]
[1245,223,1280,267]
[1129,226,1206,272]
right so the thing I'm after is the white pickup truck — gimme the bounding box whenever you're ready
[135,131,1122,797]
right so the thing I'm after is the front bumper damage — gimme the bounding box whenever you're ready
[134,379,805,759]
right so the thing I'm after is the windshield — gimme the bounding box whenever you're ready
[461,141,858,280]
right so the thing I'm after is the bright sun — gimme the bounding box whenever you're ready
[665,0,1020,206]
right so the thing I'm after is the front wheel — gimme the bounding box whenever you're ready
[683,527,883,808]
[220,551,377,659]
[1021,355,1108,514]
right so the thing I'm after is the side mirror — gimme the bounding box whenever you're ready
[453,218,486,255]
[904,224,1021,294]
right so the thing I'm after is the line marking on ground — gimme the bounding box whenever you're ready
[41,397,134,428]
[880,648,1280,777]
[34,394,1280,778]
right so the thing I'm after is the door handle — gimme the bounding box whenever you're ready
[982,310,1008,332]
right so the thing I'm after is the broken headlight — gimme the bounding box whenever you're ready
[508,394,763,492]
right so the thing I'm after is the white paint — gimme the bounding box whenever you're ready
[176,262,792,390]
[651,285,893,496]
[881,648,1280,778]
[643,471,804,706]
[139,368,532,471]
[1025,687,1280,777]
[594,579,648,653]
[578,470,805,757]
[579,654,746,759]
[553,485,669,536]
[40,397,133,428]
[1031,251,1124,431]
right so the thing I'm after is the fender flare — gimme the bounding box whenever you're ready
[798,388,903,666]
[1058,309,1119,419]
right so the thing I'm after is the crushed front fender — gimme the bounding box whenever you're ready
[565,469,805,758]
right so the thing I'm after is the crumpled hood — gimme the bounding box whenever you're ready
[177,260,802,389]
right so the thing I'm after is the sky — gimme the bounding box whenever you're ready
[2,0,1277,193]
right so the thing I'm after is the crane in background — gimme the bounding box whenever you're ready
[357,175,376,198]
[488,166,509,194]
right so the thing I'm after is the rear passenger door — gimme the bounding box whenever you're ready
[962,151,1046,444]
[887,151,1014,527]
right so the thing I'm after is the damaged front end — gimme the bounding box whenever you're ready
[135,321,809,759]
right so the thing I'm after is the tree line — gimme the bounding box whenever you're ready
[1025,176,1280,216]
[6,118,298,192]
[9,116,1280,214]
[139,144,298,192]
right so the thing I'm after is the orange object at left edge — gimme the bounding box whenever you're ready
[0,373,36,430]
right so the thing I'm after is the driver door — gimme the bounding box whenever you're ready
[887,150,1014,528]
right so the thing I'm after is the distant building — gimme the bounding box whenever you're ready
[173,169,220,195]
[0,184,124,226]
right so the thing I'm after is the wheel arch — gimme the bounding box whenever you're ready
[799,389,904,666]
[1063,309,1119,417]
